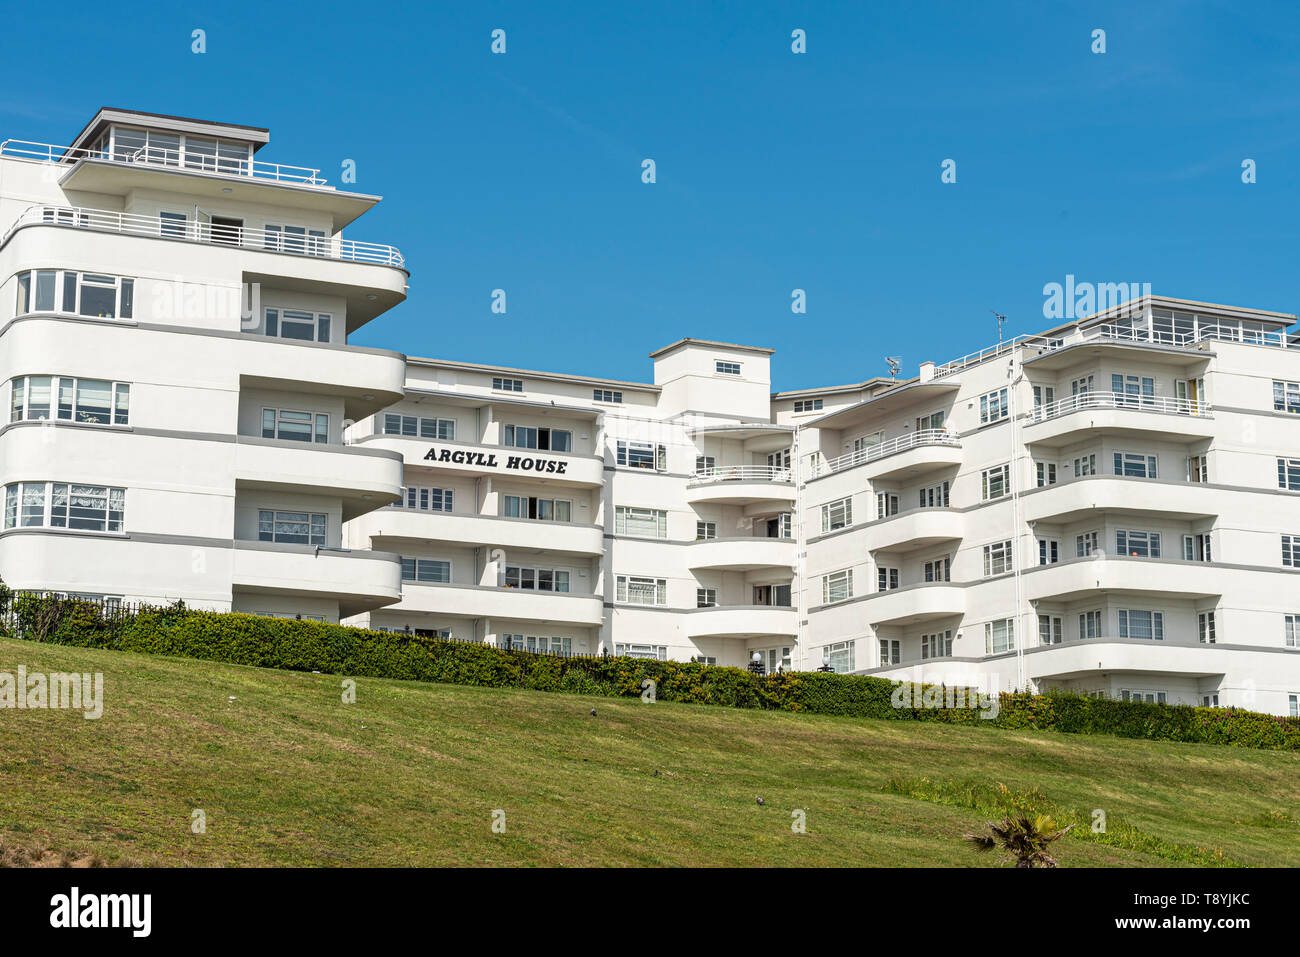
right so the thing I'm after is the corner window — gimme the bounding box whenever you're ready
[13,270,134,319]
[10,376,130,425]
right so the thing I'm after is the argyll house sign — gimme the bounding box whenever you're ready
[423,446,570,475]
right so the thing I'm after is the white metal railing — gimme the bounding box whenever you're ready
[1031,390,1211,423]
[691,465,793,483]
[1038,319,1290,353]
[811,428,960,477]
[0,139,327,186]
[2,204,404,267]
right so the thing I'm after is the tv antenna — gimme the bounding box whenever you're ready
[886,356,901,381]
[991,310,1007,347]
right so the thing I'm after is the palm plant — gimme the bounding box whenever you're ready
[967,814,1075,868]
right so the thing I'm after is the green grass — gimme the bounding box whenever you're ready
[1,636,1298,867]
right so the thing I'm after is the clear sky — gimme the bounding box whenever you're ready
[5,1,1299,390]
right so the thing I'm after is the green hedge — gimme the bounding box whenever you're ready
[4,590,1299,750]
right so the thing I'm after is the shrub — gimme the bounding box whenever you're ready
[6,592,1299,750]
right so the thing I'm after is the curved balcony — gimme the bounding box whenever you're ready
[685,465,796,506]
[1022,476,1220,524]
[354,508,605,557]
[1024,556,1225,603]
[1025,639,1233,682]
[234,437,402,522]
[862,583,964,626]
[358,436,605,488]
[684,605,798,638]
[864,508,963,553]
[232,539,402,617]
[1024,392,1214,448]
[397,581,604,626]
[810,429,962,483]
[685,536,796,571]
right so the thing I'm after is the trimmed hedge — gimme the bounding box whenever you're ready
[4,591,1300,750]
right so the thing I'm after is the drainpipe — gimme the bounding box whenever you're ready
[1008,353,1028,692]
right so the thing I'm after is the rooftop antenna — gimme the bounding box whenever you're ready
[886,356,901,381]
[991,310,1007,347]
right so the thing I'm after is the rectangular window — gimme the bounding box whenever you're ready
[159,211,187,237]
[1074,454,1097,477]
[983,540,1013,576]
[592,389,622,403]
[383,413,455,440]
[918,481,950,508]
[1279,457,1300,492]
[616,575,666,605]
[503,495,570,522]
[921,630,953,659]
[14,270,135,319]
[825,640,854,672]
[1076,531,1099,557]
[916,410,946,431]
[396,486,454,513]
[979,388,1009,424]
[263,308,331,344]
[1118,609,1164,640]
[822,569,853,604]
[1121,690,1168,705]
[1286,614,1300,649]
[504,425,572,452]
[715,360,741,375]
[696,587,717,608]
[1283,534,1300,568]
[1273,380,1300,414]
[1183,533,1212,562]
[1038,538,1060,565]
[1116,529,1161,559]
[617,643,669,660]
[696,520,717,540]
[1111,373,1155,407]
[1114,452,1158,479]
[262,408,328,443]
[985,619,1015,654]
[1198,611,1216,645]
[258,510,326,546]
[615,506,667,538]
[876,492,899,519]
[923,556,951,582]
[506,566,570,592]
[1038,615,1063,646]
[878,639,900,666]
[1079,610,1103,640]
[1187,455,1208,484]
[1032,385,1056,410]
[793,398,823,413]
[617,441,666,470]
[263,223,327,256]
[1036,461,1057,487]
[876,567,899,591]
[821,497,852,532]
[981,464,1010,500]
[492,377,524,393]
[400,558,451,583]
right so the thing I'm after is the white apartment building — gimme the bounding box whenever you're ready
[6,110,1300,715]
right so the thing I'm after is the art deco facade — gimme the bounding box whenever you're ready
[5,110,1300,715]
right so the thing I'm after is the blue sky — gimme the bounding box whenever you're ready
[6,1,1300,390]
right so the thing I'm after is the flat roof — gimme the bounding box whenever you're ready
[649,338,775,359]
[773,377,896,400]
[68,107,271,154]
[405,355,661,392]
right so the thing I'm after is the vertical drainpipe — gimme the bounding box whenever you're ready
[792,422,806,671]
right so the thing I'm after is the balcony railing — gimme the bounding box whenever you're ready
[1044,319,1291,352]
[1030,391,1211,423]
[1,204,404,267]
[691,465,793,483]
[0,139,327,186]
[811,428,960,478]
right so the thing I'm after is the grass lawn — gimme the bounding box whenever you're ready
[1,636,1297,867]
